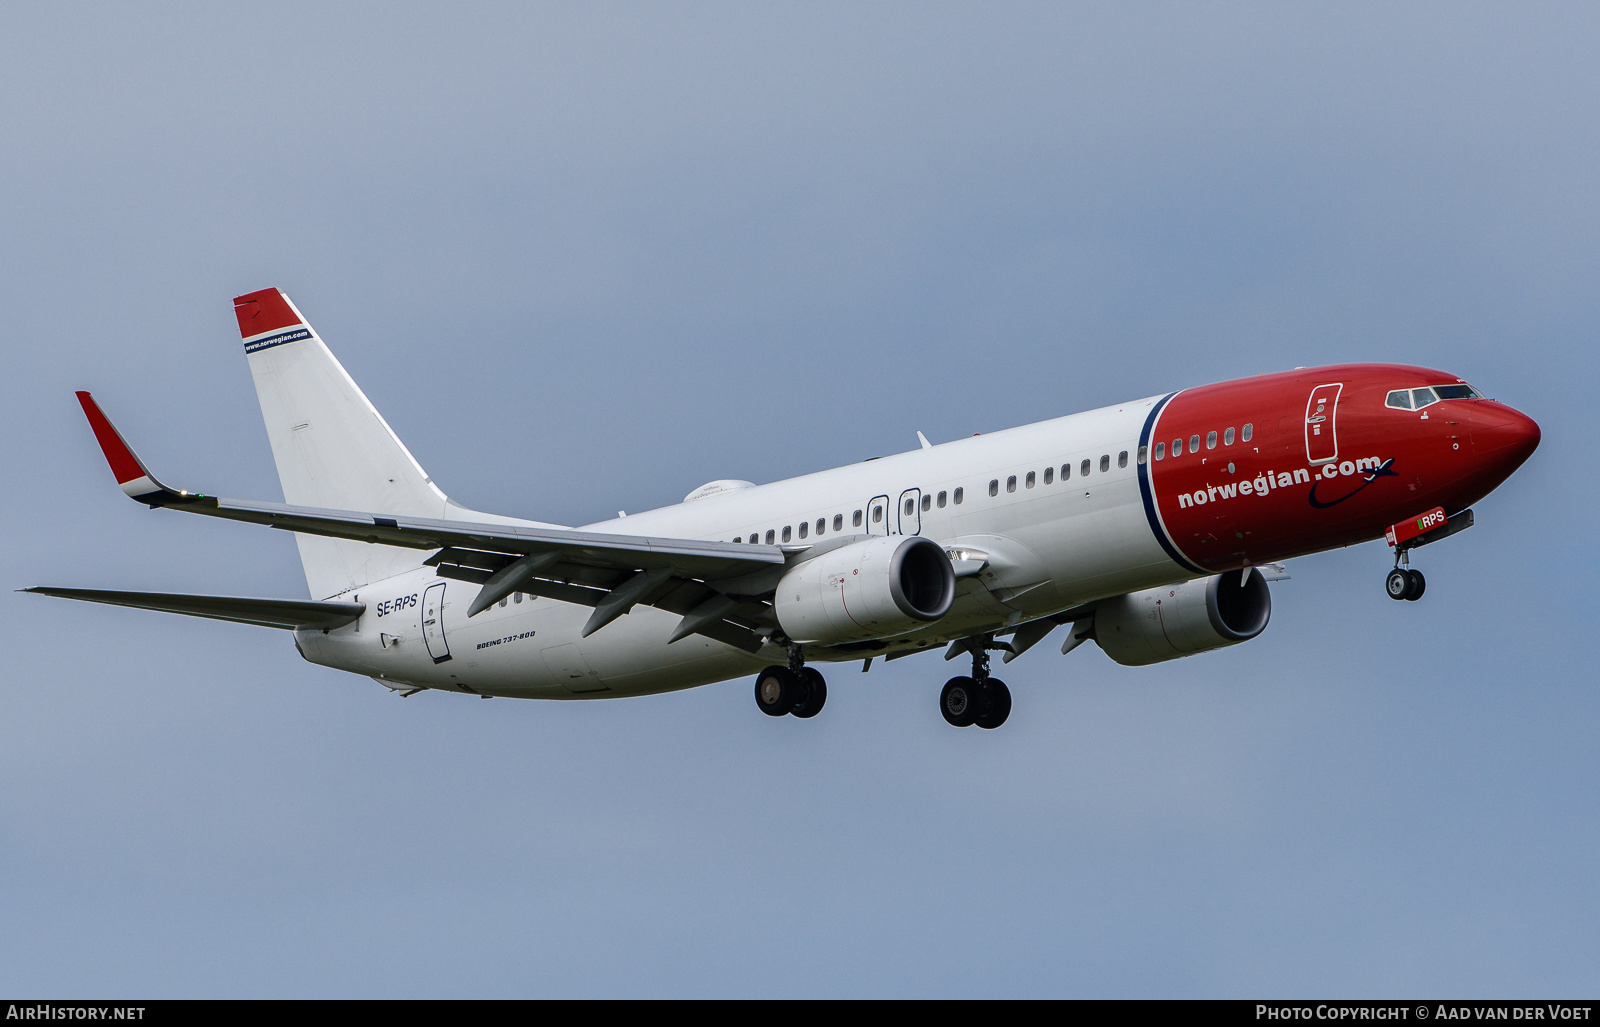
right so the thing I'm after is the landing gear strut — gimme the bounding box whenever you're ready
[1385,550,1426,602]
[1383,508,1475,602]
[754,645,827,719]
[941,635,1011,729]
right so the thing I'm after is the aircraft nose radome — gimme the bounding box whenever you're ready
[1473,403,1541,468]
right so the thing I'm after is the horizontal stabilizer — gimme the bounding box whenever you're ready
[21,587,364,630]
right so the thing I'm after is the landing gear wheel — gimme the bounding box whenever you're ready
[793,667,827,718]
[941,676,979,727]
[974,679,1011,729]
[1405,569,1426,601]
[755,666,798,717]
[1385,568,1411,600]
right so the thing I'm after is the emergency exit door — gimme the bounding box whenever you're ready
[898,488,922,535]
[866,495,890,536]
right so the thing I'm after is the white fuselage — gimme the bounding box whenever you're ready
[296,394,1190,698]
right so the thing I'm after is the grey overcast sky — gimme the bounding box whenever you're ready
[3,3,1596,997]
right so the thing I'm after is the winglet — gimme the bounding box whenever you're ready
[75,391,184,504]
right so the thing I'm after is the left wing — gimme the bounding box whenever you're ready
[20,587,364,630]
[74,392,786,651]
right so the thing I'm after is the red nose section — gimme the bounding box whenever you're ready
[1472,402,1540,476]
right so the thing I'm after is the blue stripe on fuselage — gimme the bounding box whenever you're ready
[1137,392,1207,576]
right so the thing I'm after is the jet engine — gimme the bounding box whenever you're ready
[774,535,956,645]
[1093,568,1272,666]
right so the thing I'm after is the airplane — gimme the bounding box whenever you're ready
[26,287,1541,729]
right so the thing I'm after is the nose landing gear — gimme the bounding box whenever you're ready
[754,645,827,718]
[941,635,1011,729]
[1383,507,1474,602]
[1385,548,1427,602]
[1385,565,1426,601]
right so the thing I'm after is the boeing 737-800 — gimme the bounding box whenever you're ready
[27,288,1541,729]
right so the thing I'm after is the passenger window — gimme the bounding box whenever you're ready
[1242,423,1252,442]
[1025,471,1035,489]
[817,518,826,535]
[989,479,999,497]
[781,526,791,542]
[904,498,914,516]
[498,597,507,608]
[797,521,808,539]
[1224,427,1235,445]
[1189,434,1200,453]
[1061,463,1071,480]
[1411,388,1437,409]
[1118,451,1128,468]
[872,506,883,523]
[749,534,758,544]
[937,491,947,508]
[1097,454,1107,472]
[1172,438,1182,456]
[1081,458,1091,477]
[833,514,844,531]
[514,592,522,603]
[921,494,931,512]
[1206,431,1217,450]
[1043,467,1053,485]
[765,530,775,545]
[953,487,964,504]
[1155,442,1166,460]
[852,510,862,527]
[1006,475,1017,493]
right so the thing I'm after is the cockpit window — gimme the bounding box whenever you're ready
[1391,383,1482,411]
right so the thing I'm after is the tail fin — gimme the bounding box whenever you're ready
[236,287,451,599]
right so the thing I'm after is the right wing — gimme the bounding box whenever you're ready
[74,392,788,651]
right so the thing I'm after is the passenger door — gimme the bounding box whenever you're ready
[421,581,451,664]
[1304,383,1343,465]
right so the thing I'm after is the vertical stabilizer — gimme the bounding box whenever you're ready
[235,288,451,599]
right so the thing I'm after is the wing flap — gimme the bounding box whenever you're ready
[22,587,364,630]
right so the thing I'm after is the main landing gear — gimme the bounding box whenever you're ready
[940,635,1011,729]
[754,646,827,719]
[1385,551,1427,602]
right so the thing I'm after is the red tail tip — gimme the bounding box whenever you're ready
[232,287,301,339]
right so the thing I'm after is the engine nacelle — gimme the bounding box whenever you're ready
[774,535,956,645]
[1093,568,1272,666]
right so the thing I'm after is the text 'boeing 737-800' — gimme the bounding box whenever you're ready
[26,288,1540,729]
